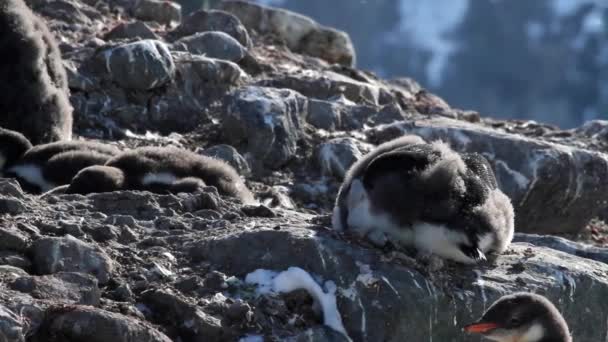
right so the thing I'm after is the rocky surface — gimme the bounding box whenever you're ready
[2,0,608,341]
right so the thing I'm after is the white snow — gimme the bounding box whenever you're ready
[245,267,351,340]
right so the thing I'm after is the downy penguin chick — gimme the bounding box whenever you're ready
[332,135,514,264]
[0,127,33,174]
[66,146,256,203]
[0,0,73,144]
[4,141,120,193]
[463,292,571,342]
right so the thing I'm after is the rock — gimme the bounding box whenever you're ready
[0,179,25,200]
[260,70,380,106]
[0,304,26,342]
[222,86,307,170]
[513,233,608,265]
[63,60,99,92]
[172,52,246,87]
[132,0,181,26]
[101,40,175,90]
[370,117,608,234]
[172,31,247,62]
[188,224,608,342]
[170,10,251,48]
[104,21,160,41]
[0,197,27,215]
[241,204,276,218]
[199,144,251,176]
[574,119,608,140]
[0,226,28,252]
[219,0,355,66]
[10,272,101,306]
[141,289,232,341]
[287,326,350,342]
[31,306,172,342]
[30,235,113,285]
[36,0,96,26]
[316,138,363,179]
[0,251,31,270]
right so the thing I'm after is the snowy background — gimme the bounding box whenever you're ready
[244,0,608,129]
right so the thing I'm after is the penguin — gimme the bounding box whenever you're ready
[0,0,73,145]
[66,146,256,204]
[463,292,572,342]
[4,141,120,194]
[0,127,33,174]
[331,135,514,264]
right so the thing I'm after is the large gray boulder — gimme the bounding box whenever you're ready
[30,235,113,285]
[31,305,172,342]
[188,223,608,342]
[369,117,608,234]
[222,86,307,170]
[101,40,175,90]
[170,9,251,48]
[171,31,247,63]
[260,70,381,106]
[219,0,355,66]
[132,0,181,26]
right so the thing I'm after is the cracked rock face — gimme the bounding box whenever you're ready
[4,0,608,341]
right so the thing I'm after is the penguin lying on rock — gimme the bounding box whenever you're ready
[464,292,571,342]
[0,127,32,172]
[66,146,256,204]
[332,135,514,264]
[0,129,120,193]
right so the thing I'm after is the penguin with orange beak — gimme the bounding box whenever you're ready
[463,292,571,342]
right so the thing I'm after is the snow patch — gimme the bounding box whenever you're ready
[245,267,351,340]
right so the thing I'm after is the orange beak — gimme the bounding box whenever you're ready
[463,322,500,333]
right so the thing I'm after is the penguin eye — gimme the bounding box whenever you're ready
[509,317,522,326]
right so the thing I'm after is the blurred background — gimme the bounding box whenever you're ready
[179,0,608,129]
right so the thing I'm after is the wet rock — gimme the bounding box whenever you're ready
[170,10,251,48]
[172,31,247,62]
[132,0,181,26]
[316,138,363,179]
[219,0,355,66]
[31,305,172,342]
[141,289,232,341]
[199,144,251,176]
[188,224,608,342]
[0,226,28,252]
[372,117,608,234]
[104,21,160,41]
[30,235,113,285]
[222,86,307,170]
[260,71,380,106]
[10,272,101,306]
[100,40,175,90]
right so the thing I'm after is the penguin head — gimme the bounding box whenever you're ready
[463,292,571,342]
[0,128,32,174]
[66,165,125,195]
